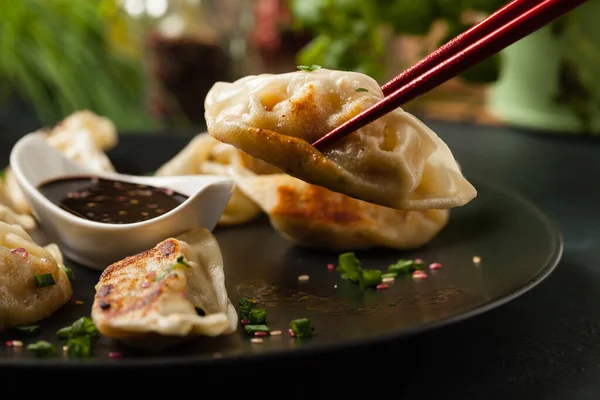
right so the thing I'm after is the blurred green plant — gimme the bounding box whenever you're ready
[0,0,155,131]
[288,0,510,83]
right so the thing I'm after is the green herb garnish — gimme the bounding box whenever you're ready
[297,64,322,71]
[388,259,423,275]
[154,255,191,282]
[59,265,74,281]
[336,252,363,282]
[11,325,41,336]
[359,269,383,288]
[66,335,92,358]
[0,169,5,182]
[249,308,267,325]
[290,318,314,338]
[26,340,56,358]
[244,324,270,336]
[382,272,397,279]
[34,273,56,288]
[238,297,256,320]
[57,316,97,339]
[355,87,368,92]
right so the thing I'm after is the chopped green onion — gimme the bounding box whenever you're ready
[359,269,383,288]
[382,272,397,279]
[11,324,41,336]
[297,64,322,71]
[355,87,368,92]
[59,265,74,280]
[249,308,267,325]
[0,169,5,181]
[336,252,362,282]
[34,273,56,288]
[26,340,56,357]
[238,297,255,320]
[290,318,314,338]
[57,316,97,338]
[67,335,92,358]
[388,259,423,275]
[154,255,190,282]
[244,324,270,336]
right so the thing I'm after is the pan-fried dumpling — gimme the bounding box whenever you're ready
[49,109,118,151]
[229,166,449,251]
[2,167,33,215]
[205,68,477,211]
[156,132,264,226]
[91,228,238,350]
[0,222,73,332]
[0,203,36,231]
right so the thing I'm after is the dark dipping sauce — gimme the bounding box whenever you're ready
[38,176,189,224]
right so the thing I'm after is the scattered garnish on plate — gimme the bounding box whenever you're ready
[249,308,267,325]
[59,265,74,280]
[289,318,314,338]
[26,340,56,358]
[336,252,382,288]
[388,259,424,275]
[11,324,41,336]
[244,325,270,336]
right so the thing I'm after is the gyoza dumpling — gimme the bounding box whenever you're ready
[0,222,73,332]
[229,166,449,251]
[48,109,118,151]
[205,68,477,211]
[0,203,36,231]
[2,167,33,215]
[156,132,266,226]
[91,228,238,350]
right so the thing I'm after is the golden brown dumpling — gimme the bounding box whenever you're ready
[205,68,477,211]
[229,166,449,252]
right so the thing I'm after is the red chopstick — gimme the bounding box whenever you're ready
[312,0,588,150]
[381,0,543,96]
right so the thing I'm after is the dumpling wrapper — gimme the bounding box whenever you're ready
[0,222,72,332]
[156,132,268,226]
[2,111,118,215]
[91,228,238,350]
[229,166,449,251]
[0,203,36,231]
[205,68,477,211]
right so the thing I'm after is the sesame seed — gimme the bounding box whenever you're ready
[376,283,389,290]
[334,285,338,288]
[412,270,428,279]
[429,262,442,270]
[86,202,97,208]
[62,345,68,352]
[250,338,264,344]
[11,340,23,348]
[298,274,310,282]
[415,258,423,264]
[288,328,295,337]
[327,263,335,271]
[118,210,127,215]
[473,256,482,264]
[108,351,122,359]
[382,276,395,283]
[74,300,84,305]
[270,330,283,336]
[130,199,139,205]
[254,331,268,337]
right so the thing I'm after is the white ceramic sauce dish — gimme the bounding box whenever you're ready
[10,132,234,271]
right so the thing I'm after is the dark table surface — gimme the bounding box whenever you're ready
[1,119,599,397]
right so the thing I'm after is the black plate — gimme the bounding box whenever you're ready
[0,134,562,369]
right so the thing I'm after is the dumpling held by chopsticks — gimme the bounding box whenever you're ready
[205,68,476,211]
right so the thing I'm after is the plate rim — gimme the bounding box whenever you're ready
[0,174,563,370]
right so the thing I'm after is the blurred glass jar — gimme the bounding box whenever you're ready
[140,0,258,128]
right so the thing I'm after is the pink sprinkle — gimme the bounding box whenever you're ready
[11,247,25,254]
[146,271,156,280]
[108,352,122,359]
[241,319,249,326]
[5,340,13,347]
[254,331,268,337]
[414,258,423,264]
[327,263,335,271]
[376,283,389,290]
[288,328,295,337]
[141,282,150,288]
[412,270,428,279]
[429,262,442,270]
[164,189,174,195]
